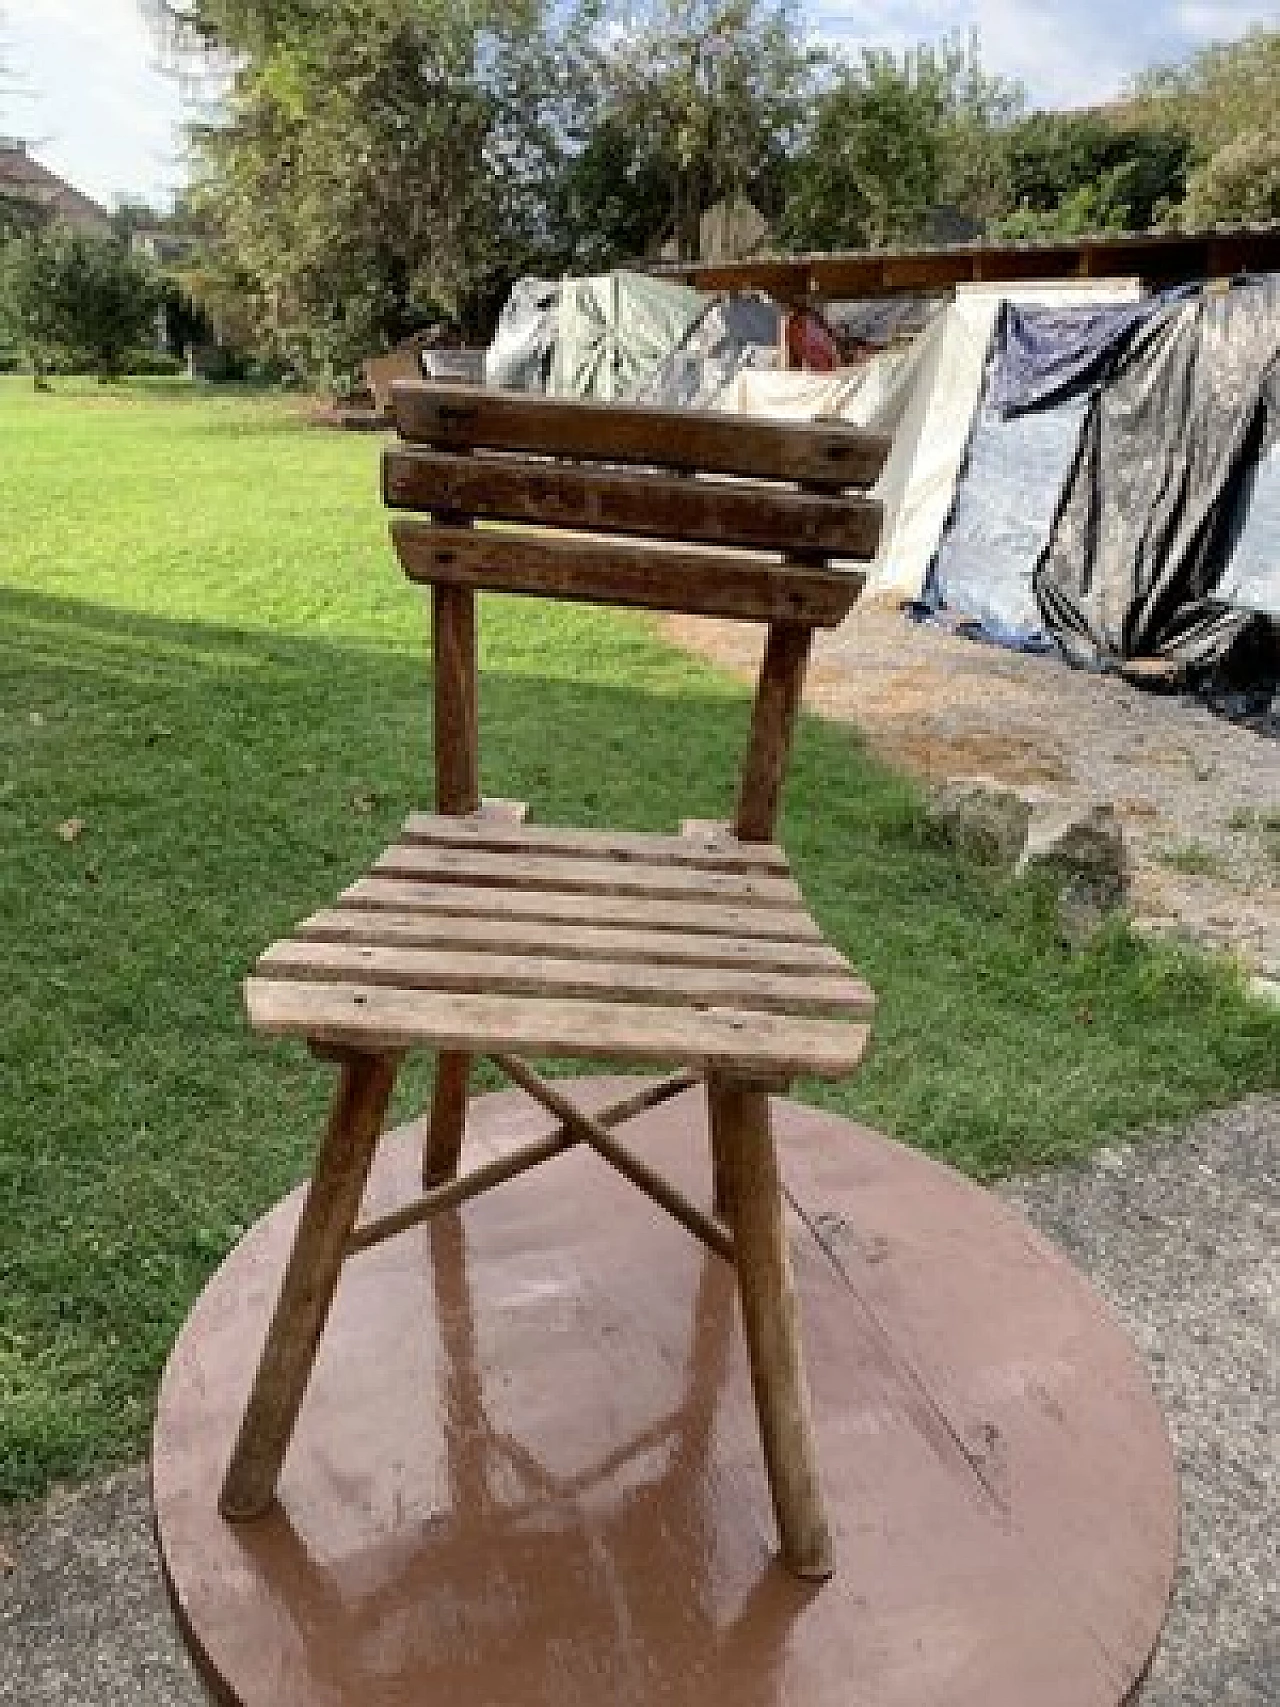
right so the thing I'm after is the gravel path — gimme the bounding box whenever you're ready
[2,1096,1275,1706]
[667,606,1280,978]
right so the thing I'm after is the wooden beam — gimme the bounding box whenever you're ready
[391,384,890,490]
[494,1054,735,1261]
[711,1078,833,1580]
[384,448,883,558]
[346,1071,700,1255]
[245,978,872,1080]
[393,521,865,628]
[220,1050,399,1521]
[735,622,814,843]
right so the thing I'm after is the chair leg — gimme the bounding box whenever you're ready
[705,1079,732,1220]
[423,1051,471,1187]
[220,1049,399,1522]
[710,1078,834,1581]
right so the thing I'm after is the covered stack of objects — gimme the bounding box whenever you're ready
[484,269,1280,698]
[485,270,837,409]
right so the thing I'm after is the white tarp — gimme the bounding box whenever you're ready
[717,281,1144,606]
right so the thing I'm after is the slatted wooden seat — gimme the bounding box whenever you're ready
[220,384,888,1582]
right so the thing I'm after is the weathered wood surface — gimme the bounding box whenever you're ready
[244,979,872,1081]
[398,814,789,874]
[431,585,480,817]
[347,1071,699,1256]
[384,448,883,557]
[257,938,875,1020]
[712,1079,833,1578]
[340,877,824,940]
[373,841,804,906]
[298,907,846,973]
[493,1055,734,1261]
[425,584,480,1186]
[735,622,815,843]
[375,839,805,908]
[219,1050,399,1521]
[391,384,890,490]
[393,521,864,627]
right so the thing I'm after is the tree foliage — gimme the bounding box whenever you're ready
[783,34,1021,251]
[1,231,162,383]
[139,4,1280,384]
[587,2,816,261]
[991,112,1191,238]
[1130,27,1280,227]
[163,0,577,381]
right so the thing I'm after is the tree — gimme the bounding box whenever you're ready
[1182,128,1280,226]
[990,112,1191,238]
[3,230,162,384]
[783,34,1021,251]
[1129,27,1280,228]
[589,2,817,261]
[149,0,578,384]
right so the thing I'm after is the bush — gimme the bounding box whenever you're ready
[1,229,163,384]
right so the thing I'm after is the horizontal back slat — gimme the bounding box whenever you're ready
[384,448,882,558]
[392,521,864,627]
[391,383,890,491]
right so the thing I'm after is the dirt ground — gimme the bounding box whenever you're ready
[666,605,1280,980]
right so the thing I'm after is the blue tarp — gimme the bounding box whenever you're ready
[928,299,1158,649]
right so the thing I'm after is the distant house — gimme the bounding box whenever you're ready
[0,139,113,239]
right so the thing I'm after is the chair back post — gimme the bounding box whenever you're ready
[385,384,889,840]
[734,620,814,844]
[432,585,480,815]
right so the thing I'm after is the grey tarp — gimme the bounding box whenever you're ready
[485,278,561,391]
[1035,277,1280,670]
[633,294,782,409]
[930,297,1163,649]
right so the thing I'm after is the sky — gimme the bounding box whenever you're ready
[1,0,1275,211]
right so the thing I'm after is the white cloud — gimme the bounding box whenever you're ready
[3,0,188,208]
[808,0,1275,107]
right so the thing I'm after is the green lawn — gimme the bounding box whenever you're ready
[1,377,1276,1501]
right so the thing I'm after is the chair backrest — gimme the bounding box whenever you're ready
[383,384,888,842]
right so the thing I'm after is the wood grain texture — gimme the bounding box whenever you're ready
[298,908,848,973]
[346,1072,699,1255]
[256,938,876,1020]
[398,814,789,874]
[243,979,871,1081]
[431,584,479,817]
[712,1079,833,1578]
[339,878,825,941]
[390,384,890,489]
[219,1049,399,1521]
[735,622,814,843]
[393,521,864,627]
[384,448,883,557]
[373,842,804,906]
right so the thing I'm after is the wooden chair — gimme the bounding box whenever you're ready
[218,384,887,1581]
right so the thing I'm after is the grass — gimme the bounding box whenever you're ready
[1,376,1277,1502]
[1159,839,1227,878]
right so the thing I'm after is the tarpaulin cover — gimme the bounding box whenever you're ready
[864,283,1142,605]
[986,300,1156,414]
[550,272,709,401]
[634,294,782,409]
[485,277,561,391]
[1035,277,1280,669]
[930,292,1156,648]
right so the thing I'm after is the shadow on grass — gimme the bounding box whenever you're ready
[1,586,1276,1498]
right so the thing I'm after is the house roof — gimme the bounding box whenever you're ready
[0,142,113,239]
